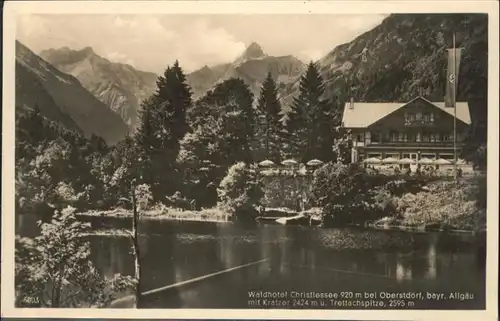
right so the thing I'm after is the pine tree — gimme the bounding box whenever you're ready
[207,78,255,164]
[256,72,283,162]
[289,61,327,162]
[135,60,193,198]
[154,60,193,151]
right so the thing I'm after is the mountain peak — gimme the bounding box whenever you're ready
[234,42,266,64]
[244,42,265,58]
[78,46,95,56]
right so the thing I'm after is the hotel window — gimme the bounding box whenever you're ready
[397,132,408,142]
[408,133,416,142]
[402,153,411,159]
[416,112,422,121]
[371,132,381,143]
[405,113,415,124]
[416,132,422,142]
[422,132,431,142]
[356,133,365,142]
[430,133,436,142]
[423,113,434,123]
[390,131,398,142]
[441,132,453,141]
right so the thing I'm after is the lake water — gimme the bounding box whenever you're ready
[87,218,485,309]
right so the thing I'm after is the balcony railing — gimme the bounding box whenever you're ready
[366,140,463,148]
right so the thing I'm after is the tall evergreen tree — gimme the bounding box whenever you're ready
[256,72,283,162]
[288,61,333,162]
[135,60,193,199]
[154,60,193,151]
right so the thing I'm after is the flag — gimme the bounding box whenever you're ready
[444,47,463,107]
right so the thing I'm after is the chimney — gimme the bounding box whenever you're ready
[349,97,354,109]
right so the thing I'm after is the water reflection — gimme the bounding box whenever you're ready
[395,259,413,282]
[426,242,437,279]
[85,220,484,309]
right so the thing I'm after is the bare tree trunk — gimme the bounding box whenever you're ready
[131,181,142,308]
[53,266,64,307]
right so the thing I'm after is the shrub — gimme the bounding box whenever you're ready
[217,162,263,221]
[311,162,371,225]
[15,206,135,307]
[393,180,482,230]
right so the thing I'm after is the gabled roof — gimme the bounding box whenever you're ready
[342,96,471,128]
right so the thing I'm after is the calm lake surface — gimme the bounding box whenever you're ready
[87,217,486,309]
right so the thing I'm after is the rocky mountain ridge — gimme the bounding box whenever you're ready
[16,41,129,145]
[40,46,158,129]
[186,42,306,100]
[281,13,487,126]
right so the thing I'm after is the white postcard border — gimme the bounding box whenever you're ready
[2,1,499,320]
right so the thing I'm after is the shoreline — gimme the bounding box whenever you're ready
[76,208,232,223]
[76,208,485,236]
[355,223,485,235]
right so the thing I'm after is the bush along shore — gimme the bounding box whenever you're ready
[310,163,486,233]
[74,162,486,234]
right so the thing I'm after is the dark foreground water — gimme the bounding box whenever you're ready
[87,218,485,309]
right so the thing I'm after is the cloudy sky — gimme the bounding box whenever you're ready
[17,14,387,73]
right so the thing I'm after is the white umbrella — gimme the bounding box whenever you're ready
[364,157,382,164]
[435,158,452,165]
[258,160,275,167]
[382,157,399,164]
[456,159,467,165]
[418,157,434,165]
[282,159,298,166]
[306,159,324,166]
[398,158,413,164]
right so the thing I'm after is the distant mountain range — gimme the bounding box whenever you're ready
[39,46,158,129]
[15,41,129,145]
[186,42,306,100]
[37,42,305,128]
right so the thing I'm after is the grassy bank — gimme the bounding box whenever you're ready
[371,176,486,232]
[79,205,231,222]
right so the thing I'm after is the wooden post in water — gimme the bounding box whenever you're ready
[130,179,142,308]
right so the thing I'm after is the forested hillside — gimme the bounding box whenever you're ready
[282,13,487,160]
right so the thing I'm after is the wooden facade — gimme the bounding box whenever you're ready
[343,97,471,163]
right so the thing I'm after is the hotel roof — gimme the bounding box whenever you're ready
[342,96,471,128]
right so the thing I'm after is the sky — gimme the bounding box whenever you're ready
[16,14,387,74]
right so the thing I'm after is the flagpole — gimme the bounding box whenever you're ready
[453,33,457,181]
